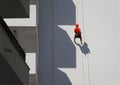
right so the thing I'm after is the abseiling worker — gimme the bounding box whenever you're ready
[74,23,82,45]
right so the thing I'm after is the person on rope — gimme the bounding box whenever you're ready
[74,23,82,45]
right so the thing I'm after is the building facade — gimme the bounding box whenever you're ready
[0,0,37,85]
[37,0,120,85]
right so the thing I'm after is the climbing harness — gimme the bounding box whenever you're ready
[74,23,82,45]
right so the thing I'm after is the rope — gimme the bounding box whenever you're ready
[81,0,91,85]
[81,0,86,42]
[86,56,91,85]
[76,0,85,42]
[76,0,79,23]
[76,0,86,85]
[76,0,91,85]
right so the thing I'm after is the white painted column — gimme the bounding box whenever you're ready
[84,0,120,85]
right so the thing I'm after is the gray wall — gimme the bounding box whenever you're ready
[29,74,36,85]
[37,0,53,85]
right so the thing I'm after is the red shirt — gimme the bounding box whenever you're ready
[74,27,81,35]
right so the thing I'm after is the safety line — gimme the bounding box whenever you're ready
[81,0,86,42]
[81,0,91,84]
[76,0,79,23]
[81,51,86,85]
[86,55,91,85]
[77,0,91,85]
[76,0,86,85]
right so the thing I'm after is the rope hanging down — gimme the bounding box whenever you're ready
[75,0,91,85]
[74,0,85,45]
[76,0,86,42]
[76,0,79,23]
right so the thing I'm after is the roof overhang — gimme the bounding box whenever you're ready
[0,0,29,18]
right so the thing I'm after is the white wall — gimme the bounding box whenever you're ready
[38,0,120,85]
[26,53,36,74]
[84,0,120,85]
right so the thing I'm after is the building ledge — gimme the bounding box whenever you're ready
[0,17,30,85]
[0,0,29,18]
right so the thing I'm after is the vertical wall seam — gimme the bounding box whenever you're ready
[52,0,54,85]
[36,0,39,85]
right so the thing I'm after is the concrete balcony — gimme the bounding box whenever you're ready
[0,0,29,18]
[0,17,29,85]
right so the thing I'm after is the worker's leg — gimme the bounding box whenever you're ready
[74,35,79,45]
[74,36,76,43]
[80,35,82,45]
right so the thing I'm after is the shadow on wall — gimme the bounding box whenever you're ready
[75,42,90,56]
[54,0,75,25]
[53,0,75,85]
[80,42,90,56]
